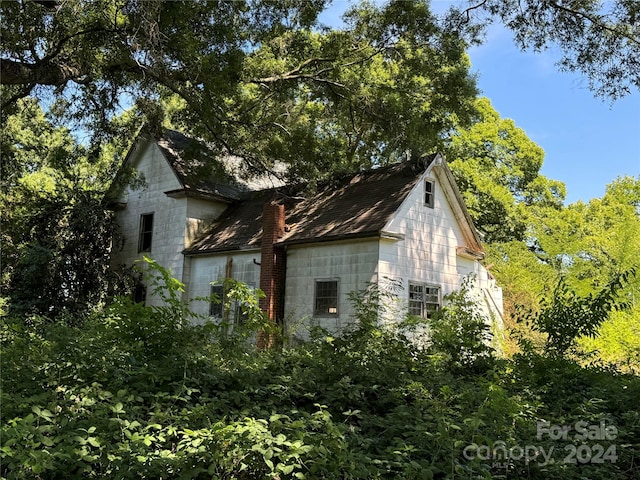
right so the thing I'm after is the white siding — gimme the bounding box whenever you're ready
[186,252,261,321]
[111,142,186,307]
[379,167,503,323]
[284,240,379,338]
[185,197,228,246]
[380,171,465,297]
[111,141,228,307]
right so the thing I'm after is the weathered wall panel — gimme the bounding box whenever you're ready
[284,240,379,338]
[187,251,261,321]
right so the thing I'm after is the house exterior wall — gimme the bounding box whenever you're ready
[283,239,379,339]
[379,167,503,323]
[111,142,187,306]
[111,141,233,306]
[111,136,503,332]
[380,170,467,297]
[186,251,261,322]
[185,198,228,247]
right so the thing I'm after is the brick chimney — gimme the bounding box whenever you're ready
[257,201,286,349]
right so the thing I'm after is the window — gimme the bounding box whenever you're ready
[424,180,435,208]
[133,283,147,304]
[234,283,256,325]
[209,284,224,317]
[408,283,440,318]
[138,213,154,252]
[314,279,339,316]
[210,282,256,325]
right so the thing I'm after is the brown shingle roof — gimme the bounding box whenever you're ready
[185,156,436,255]
[156,130,243,201]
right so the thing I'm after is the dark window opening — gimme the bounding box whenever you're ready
[209,284,224,317]
[424,180,435,208]
[133,283,147,304]
[138,213,154,252]
[408,283,440,318]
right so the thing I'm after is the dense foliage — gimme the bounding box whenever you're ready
[487,176,640,367]
[2,2,639,475]
[2,266,639,479]
[0,98,134,318]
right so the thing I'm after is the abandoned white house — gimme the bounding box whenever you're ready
[109,129,503,339]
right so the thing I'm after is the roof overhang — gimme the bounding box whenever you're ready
[183,245,261,257]
[164,188,236,203]
[380,230,405,241]
[278,230,380,247]
[430,155,485,254]
[456,246,485,260]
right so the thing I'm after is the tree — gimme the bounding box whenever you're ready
[2,0,478,184]
[1,98,128,318]
[445,97,565,242]
[528,176,640,290]
[447,0,640,100]
[489,176,640,360]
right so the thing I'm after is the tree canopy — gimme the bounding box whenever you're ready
[449,0,640,100]
[1,0,479,182]
[445,97,565,242]
[0,98,126,317]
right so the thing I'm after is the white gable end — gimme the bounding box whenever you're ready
[379,162,469,296]
[376,158,502,324]
[111,139,189,303]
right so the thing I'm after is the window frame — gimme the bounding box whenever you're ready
[314,279,339,317]
[424,179,435,208]
[408,282,441,318]
[138,212,154,252]
[209,284,225,318]
[210,281,257,325]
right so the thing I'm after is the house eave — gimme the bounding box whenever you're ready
[183,245,261,256]
[380,230,405,241]
[164,188,236,203]
[278,230,381,247]
[456,246,485,260]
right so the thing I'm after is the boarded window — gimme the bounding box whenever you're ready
[424,180,435,208]
[408,283,440,318]
[138,213,154,252]
[314,280,339,316]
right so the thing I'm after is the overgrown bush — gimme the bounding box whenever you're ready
[2,264,639,478]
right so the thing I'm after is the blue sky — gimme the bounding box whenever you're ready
[320,0,640,204]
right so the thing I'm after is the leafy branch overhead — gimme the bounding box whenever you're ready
[1,0,478,181]
[454,0,640,100]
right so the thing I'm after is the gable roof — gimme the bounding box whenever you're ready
[110,128,286,204]
[155,129,243,201]
[185,156,439,255]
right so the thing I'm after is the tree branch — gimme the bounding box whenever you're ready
[0,58,85,86]
[459,0,488,24]
[547,1,640,47]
